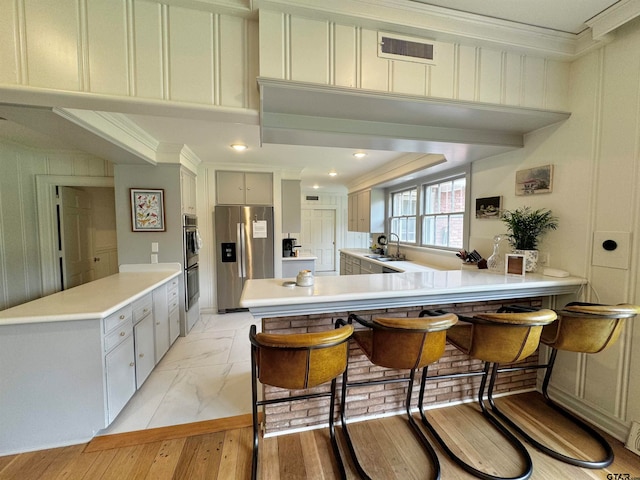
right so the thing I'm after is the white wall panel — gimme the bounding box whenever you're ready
[167,6,213,104]
[333,24,357,88]
[259,10,286,79]
[522,56,546,108]
[503,52,523,106]
[457,45,478,101]
[86,0,129,95]
[360,28,388,92]
[391,60,426,96]
[219,15,246,107]
[544,60,570,111]
[290,17,328,83]
[429,42,455,99]
[0,0,19,84]
[23,0,80,90]
[134,1,164,99]
[478,48,502,104]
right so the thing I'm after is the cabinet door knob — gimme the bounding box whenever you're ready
[156,322,160,325]
[139,353,144,358]
[120,331,126,336]
[129,362,135,367]
[119,315,125,320]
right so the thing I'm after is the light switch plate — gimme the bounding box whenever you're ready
[151,254,158,264]
[592,231,631,270]
[151,242,159,253]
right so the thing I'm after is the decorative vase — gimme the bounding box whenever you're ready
[487,234,506,273]
[514,249,538,272]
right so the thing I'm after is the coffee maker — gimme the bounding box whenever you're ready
[282,238,300,257]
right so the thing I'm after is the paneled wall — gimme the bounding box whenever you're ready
[0,0,258,110]
[0,141,113,310]
[470,18,640,440]
[259,10,571,111]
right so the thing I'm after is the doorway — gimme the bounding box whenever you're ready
[58,186,118,289]
[300,209,336,272]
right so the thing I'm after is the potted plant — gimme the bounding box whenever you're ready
[501,206,558,271]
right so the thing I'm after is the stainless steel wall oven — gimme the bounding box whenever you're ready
[183,214,200,311]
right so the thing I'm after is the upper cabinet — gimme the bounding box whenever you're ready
[216,171,273,205]
[281,179,301,233]
[348,189,385,233]
[181,169,197,215]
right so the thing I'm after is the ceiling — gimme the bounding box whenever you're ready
[0,0,623,191]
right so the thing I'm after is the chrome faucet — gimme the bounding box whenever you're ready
[389,232,402,259]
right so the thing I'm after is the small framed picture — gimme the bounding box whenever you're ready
[505,254,526,276]
[475,196,502,219]
[130,188,165,232]
[515,164,553,195]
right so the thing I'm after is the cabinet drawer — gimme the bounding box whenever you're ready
[132,294,153,324]
[104,318,133,352]
[167,285,179,312]
[104,305,132,333]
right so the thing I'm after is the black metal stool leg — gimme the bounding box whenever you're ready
[488,350,614,468]
[339,367,372,480]
[329,377,348,480]
[251,345,259,480]
[405,368,442,480]
[418,363,534,480]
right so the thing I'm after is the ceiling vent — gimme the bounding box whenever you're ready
[378,32,437,65]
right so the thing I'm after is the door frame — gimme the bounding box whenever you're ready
[36,175,114,296]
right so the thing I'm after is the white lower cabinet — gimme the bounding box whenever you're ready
[134,314,155,389]
[105,333,136,424]
[169,298,180,345]
[152,284,170,362]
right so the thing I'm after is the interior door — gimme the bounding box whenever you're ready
[60,187,94,289]
[301,209,336,272]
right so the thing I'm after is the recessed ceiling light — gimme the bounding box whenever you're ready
[328,171,337,177]
[353,152,367,158]
[313,184,320,189]
[230,144,248,151]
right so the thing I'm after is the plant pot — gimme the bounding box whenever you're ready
[514,249,538,272]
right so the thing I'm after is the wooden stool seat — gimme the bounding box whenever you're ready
[488,302,640,469]
[250,323,354,480]
[337,312,458,480]
[418,308,557,480]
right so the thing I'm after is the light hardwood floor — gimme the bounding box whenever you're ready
[1,392,639,479]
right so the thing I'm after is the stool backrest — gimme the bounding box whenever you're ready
[365,314,458,369]
[251,324,354,390]
[542,303,640,353]
[467,310,557,363]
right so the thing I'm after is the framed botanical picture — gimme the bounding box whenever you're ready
[515,164,553,195]
[475,196,502,219]
[505,254,526,276]
[130,188,165,232]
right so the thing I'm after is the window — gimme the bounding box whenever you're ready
[421,177,466,249]
[389,188,417,243]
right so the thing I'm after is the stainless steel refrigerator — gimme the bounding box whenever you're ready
[215,206,274,312]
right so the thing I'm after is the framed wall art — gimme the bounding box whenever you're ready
[130,188,165,232]
[475,196,502,218]
[515,164,553,195]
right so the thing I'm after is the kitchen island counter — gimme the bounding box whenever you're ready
[0,266,181,326]
[240,269,586,317]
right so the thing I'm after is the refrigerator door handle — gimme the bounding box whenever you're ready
[238,222,247,278]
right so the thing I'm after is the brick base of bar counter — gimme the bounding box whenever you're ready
[260,297,543,435]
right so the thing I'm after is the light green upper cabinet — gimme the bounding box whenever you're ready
[216,171,273,205]
[281,180,301,234]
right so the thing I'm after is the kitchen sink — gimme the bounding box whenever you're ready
[364,254,399,262]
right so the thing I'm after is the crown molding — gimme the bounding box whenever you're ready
[586,0,640,39]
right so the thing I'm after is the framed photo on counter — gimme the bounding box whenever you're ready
[505,254,526,276]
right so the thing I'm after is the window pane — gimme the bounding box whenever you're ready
[448,214,464,248]
[434,215,449,246]
[424,185,438,214]
[423,216,435,245]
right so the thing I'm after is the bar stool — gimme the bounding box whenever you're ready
[489,302,640,468]
[249,323,354,480]
[336,311,458,480]
[418,308,557,480]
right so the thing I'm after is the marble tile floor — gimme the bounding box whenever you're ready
[102,310,259,435]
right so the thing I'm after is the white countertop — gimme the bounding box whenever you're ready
[240,269,586,317]
[0,268,181,326]
[282,256,318,261]
[340,248,440,273]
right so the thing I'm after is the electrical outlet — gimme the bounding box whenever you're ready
[626,420,640,456]
[538,252,550,267]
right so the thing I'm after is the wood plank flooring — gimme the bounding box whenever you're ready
[1,392,639,479]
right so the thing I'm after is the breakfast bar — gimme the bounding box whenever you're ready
[240,269,586,435]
